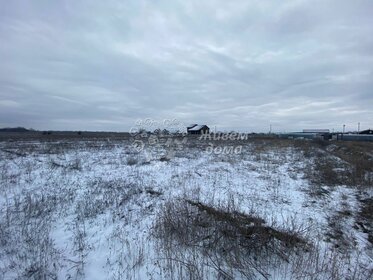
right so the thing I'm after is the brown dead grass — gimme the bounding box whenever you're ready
[357,198,373,244]
[154,199,308,263]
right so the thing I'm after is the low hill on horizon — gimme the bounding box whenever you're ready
[0,127,29,132]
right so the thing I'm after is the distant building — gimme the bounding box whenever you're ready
[187,124,198,130]
[302,129,330,133]
[187,124,210,135]
[301,129,331,140]
[359,129,373,135]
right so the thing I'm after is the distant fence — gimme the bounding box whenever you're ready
[279,133,316,140]
[278,133,373,142]
[334,134,373,142]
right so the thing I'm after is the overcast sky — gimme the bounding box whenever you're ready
[0,0,372,132]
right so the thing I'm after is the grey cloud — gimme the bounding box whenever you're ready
[0,0,372,132]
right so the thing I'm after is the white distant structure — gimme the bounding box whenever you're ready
[302,129,330,133]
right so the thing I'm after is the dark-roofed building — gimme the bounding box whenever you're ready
[187,124,198,130]
[359,129,373,135]
[187,124,210,135]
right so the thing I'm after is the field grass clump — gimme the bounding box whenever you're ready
[154,199,308,279]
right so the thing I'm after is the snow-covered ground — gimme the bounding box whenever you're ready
[0,138,372,279]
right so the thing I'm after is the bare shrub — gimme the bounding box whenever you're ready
[154,199,307,279]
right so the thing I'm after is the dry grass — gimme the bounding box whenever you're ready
[154,199,308,279]
[357,198,373,244]
[1,135,372,279]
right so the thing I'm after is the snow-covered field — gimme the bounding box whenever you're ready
[0,137,372,279]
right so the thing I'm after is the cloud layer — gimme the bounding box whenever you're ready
[1,0,372,132]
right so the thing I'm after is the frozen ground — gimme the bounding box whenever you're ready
[0,137,372,279]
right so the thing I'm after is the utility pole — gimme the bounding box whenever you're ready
[343,124,346,134]
[358,122,360,133]
[269,124,272,134]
